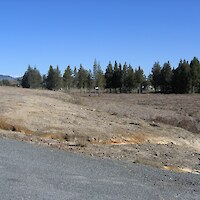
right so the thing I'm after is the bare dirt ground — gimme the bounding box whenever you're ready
[0,87,200,174]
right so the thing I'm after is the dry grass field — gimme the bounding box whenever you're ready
[0,86,200,174]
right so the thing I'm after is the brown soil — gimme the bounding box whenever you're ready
[0,87,200,174]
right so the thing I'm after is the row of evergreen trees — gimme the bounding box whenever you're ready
[21,57,200,93]
[21,60,146,93]
[151,57,200,93]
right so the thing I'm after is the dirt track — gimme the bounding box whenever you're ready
[0,87,200,174]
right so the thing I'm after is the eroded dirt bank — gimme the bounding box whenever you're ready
[0,87,200,174]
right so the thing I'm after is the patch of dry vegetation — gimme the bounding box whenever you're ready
[0,87,200,174]
[79,93,200,134]
[0,117,33,134]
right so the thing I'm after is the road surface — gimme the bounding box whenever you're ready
[0,137,199,200]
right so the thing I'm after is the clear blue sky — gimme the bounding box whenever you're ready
[0,0,200,77]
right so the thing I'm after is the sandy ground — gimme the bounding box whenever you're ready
[0,87,200,174]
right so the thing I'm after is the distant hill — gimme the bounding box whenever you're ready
[0,75,18,81]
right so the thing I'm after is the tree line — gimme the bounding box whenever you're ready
[21,57,200,94]
[151,57,200,93]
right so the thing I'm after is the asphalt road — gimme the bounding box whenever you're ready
[0,137,199,200]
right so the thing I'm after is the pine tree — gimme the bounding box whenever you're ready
[96,63,105,91]
[42,74,47,88]
[72,67,78,88]
[172,66,178,93]
[93,59,98,87]
[86,69,93,93]
[96,69,105,92]
[119,63,123,93]
[160,62,173,93]
[77,64,87,91]
[122,62,128,92]
[105,61,113,93]
[46,65,61,90]
[135,66,144,93]
[190,57,200,93]
[22,70,29,88]
[151,62,161,92]
[112,61,121,92]
[31,67,42,88]
[126,64,135,92]
[63,65,72,91]
[175,60,191,93]
[21,65,42,88]
[55,65,62,89]
[46,65,55,90]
